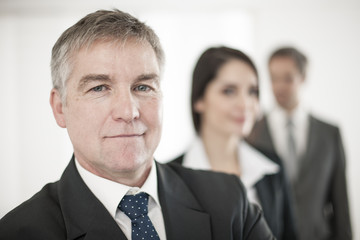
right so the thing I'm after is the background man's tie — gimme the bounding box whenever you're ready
[286,117,297,183]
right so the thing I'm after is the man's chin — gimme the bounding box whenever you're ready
[110,157,151,172]
[276,99,290,109]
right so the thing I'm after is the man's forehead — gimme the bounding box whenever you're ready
[73,39,158,68]
[65,43,160,92]
[74,39,158,70]
[271,57,300,71]
[75,38,152,56]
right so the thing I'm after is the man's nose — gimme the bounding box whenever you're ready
[111,90,140,122]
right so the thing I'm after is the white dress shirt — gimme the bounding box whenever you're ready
[183,138,279,207]
[75,159,167,240]
[267,103,309,179]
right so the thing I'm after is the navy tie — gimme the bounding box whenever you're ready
[118,192,160,240]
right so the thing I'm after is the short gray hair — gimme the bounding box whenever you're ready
[51,9,164,101]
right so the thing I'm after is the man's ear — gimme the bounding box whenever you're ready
[194,98,205,113]
[50,88,66,128]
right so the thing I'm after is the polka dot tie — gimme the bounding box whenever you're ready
[118,192,160,240]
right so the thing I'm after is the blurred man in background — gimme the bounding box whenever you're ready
[247,47,352,240]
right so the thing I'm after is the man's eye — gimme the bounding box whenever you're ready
[91,85,107,92]
[135,85,151,92]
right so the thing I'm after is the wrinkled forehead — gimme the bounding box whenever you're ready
[70,38,160,79]
[67,37,160,77]
[71,37,149,60]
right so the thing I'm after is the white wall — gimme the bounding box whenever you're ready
[0,0,359,238]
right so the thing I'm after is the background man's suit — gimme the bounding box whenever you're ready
[0,157,273,240]
[247,114,352,240]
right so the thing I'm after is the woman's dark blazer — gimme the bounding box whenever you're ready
[170,144,298,240]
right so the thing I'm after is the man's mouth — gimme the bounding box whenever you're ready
[105,133,144,138]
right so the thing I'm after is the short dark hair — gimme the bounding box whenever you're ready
[51,9,164,101]
[191,46,259,134]
[268,47,308,77]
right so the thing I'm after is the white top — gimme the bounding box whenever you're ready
[267,103,309,177]
[75,159,167,240]
[183,138,280,206]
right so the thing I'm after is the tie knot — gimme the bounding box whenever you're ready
[118,192,149,220]
[286,117,294,128]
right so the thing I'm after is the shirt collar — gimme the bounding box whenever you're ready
[75,159,160,219]
[183,137,211,170]
[271,103,308,128]
[183,137,279,188]
[240,141,279,189]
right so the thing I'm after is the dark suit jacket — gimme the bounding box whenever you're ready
[247,114,352,240]
[172,152,297,240]
[0,157,274,240]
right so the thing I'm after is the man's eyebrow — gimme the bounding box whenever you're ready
[78,74,111,90]
[136,73,160,82]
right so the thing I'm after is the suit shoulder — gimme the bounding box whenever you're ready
[166,162,246,198]
[246,115,270,146]
[0,182,66,239]
[310,115,341,136]
[252,115,267,129]
[310,115,339,130]
[168,154,185,165]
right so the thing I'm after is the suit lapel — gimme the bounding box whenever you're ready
[58,158,212,240]
[58,157,127,240]
[255,176,275,221]
[156,162,212,240]
[295,115,316,188]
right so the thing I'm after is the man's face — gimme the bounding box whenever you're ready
[269,56,304,111]
[51,40,162,181]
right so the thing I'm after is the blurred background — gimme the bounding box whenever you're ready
[0,0,359,237]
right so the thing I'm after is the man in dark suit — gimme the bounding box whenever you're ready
[0,9,274,239]
[247,47,352,240]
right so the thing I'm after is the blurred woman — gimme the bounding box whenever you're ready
[171,46,297,240]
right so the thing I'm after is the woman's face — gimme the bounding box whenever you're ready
[195,59,259,138]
